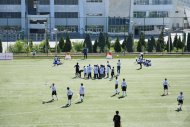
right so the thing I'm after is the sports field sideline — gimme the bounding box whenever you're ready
[0,58,190,127]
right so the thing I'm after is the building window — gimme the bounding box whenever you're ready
[0,12,21,18]
[55,12,78,18]
[149,11,168,18]
[0,0,21,4]
[55,0,78,5]
[136,25,154,31]
[152,0,172,5]
[56,25,78,32]
[86,13,103,16]
[108,17,129,33]
[134,0,149,5]
[85,25,104,32]
[133,11,146,18]
[86,0,103,3]
[39,0,50,5]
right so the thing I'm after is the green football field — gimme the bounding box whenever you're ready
[0,58,190,127]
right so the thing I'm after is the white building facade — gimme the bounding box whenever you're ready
[0,0,188,41]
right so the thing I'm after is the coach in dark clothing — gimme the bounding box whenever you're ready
[113,111,121,127]
[83,48,88,59]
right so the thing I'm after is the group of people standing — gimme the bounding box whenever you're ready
[74,60,122,80]
[49,56,184,127]
[49,83,85,106]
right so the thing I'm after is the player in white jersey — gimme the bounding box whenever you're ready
[121,78,127,97]
[94,65,99,79]
[177,92,184,111]
[79,83,85,102]
[87,64,92,79]
[106,61,111,78]
[163,78,170,95]
[83,66,87,79]
[115,76,120,95]
[117,60,121,75]
[50,83,58,100]
[67,87,73,106]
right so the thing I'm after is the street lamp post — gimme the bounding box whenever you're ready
[53,28,58,56]
[44,22,48,56]
[165,28,171,53]
[6,16,10,53]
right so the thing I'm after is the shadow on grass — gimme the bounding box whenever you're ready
[75,101,83,104]
[109,78,113,81]
[118,96,125,99]
[175,109,180,112]
[42,99,54,104]
[161,94,166,97]
[111,94,117,97]
[161,94,169,97]
[136,68,142,70]
[61,104,70,108]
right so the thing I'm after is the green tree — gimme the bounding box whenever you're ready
[58,37,65,52]
[187,33,190,52]
[182,33,186,52]
[126,34,133,52]
[137,40,142,52]
[73,43,83,52]
[83,34,92,53]
[166,35,173,52]
[56,44,61,53]
[157,30,165,52]
[121,36,127,51]
[173,34,178,50]
[105,34,110,50]
[156,40,161,52]
[64,34,72,52]
[29,39,33,51]
[178,36,184,51]
[150,36,156,51]
[137,32,145,52]
[159,30,165,51]
[98,32,106,52]
[44,38,50,53]
[93,39,98,53]
[147,38,153,52]
[0,39,2,53]
[9,40,25,53]
[114,37,121,52]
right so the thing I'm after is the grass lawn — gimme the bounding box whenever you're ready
[0,58,190,127]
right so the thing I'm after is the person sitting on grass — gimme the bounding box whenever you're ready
[177,92,184,111]
[53,56,62,66]
[144,59,151,67]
